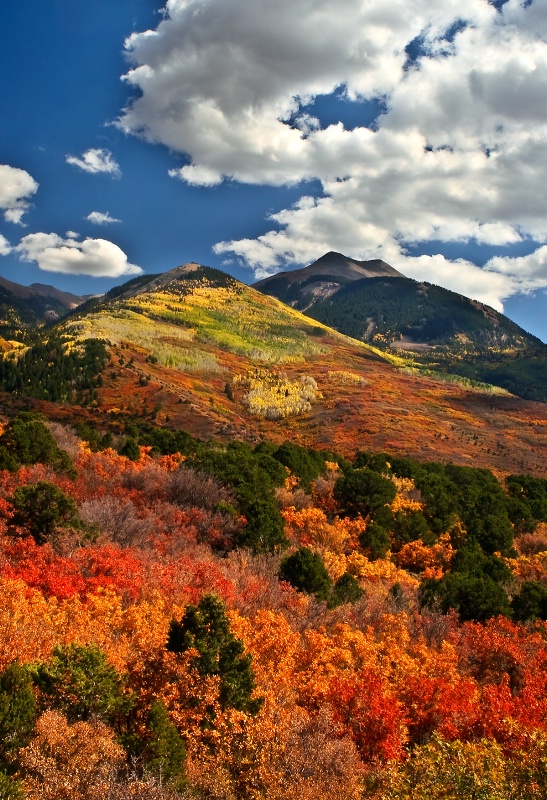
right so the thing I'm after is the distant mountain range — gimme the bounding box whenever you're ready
[256,252,547,402]
[0,276,89,339]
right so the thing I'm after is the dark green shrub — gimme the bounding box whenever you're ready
[511,581,547,622]
[35,643,132,724]
[390,510,432,548]
[279,547,332,602]
[167,594,262,716]
[334,468,396,519]
[0,663,37,768]
[191,442,287,552]
[233,495,287,553]
[0,412,74,475]
[9,481,82,544]
[0,770,23,799]
[328,573,364,608]
[119,436,141,461]
[420,572,512,622]
[272,441,326,488]
[506,474,547,533]
[144,701,186,790]
[359,522,390,560]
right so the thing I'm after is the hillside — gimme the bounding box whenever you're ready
[2,264,547,798]
[0,261,546,478]
[255,253,547,402]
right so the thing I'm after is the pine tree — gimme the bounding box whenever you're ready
[144,701,186,790]
[167,594,263,715]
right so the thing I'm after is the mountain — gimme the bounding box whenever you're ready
[255,253,547,402]
[1,261,547,478]
[254,251,405,309]
[0,276,87,339]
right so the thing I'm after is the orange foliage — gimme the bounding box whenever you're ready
[394,534,455,578]
[20,711,125,800]
[3,437,547,797]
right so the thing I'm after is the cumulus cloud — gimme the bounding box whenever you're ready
[86,211,121,225]
[118,0,547,309]
[16,232,141,278]
[66,148,121,177]
[0,234,12,256]
[0,164,38,224]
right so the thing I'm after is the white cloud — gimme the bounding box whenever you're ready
[395,254,515,312]
[118,0,547,310]
[86,211,122,225]
[66,148,121,177]
[16,232,141,278]
[0,234,12,256]
[0,164,38,224]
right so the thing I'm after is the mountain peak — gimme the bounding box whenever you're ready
[255,252,405,290]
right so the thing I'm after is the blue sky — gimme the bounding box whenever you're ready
[1,0,547,341]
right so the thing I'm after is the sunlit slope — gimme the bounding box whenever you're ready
[51,263,547,477]
[64,264,367,365]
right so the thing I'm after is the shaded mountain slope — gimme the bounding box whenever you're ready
[0,276,87,339]
[255,251,404,310]
[255,253,547,402]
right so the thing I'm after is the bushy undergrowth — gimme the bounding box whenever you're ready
[0,413,547,798]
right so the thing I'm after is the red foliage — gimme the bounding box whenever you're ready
[0,537,145,601]
[399,674,479,745]
[0,537,86,599]
[73,545,144,602]
[326,670,406,763]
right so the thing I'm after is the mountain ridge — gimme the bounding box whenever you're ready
[254,252,547,401]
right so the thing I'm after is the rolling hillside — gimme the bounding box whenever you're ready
[1,261,546,478]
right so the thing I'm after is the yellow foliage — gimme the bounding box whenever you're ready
[327,370,367,386]
[236,369,321,419]
[323,551,350,582]
[505,551,547,583]
[395,534,455,579]
[281,507,352,554]
[390,476,424,513]
[345,552,419,592]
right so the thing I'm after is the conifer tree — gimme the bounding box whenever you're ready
[144,701,186,790]
[0,663,37,768]
[167,594,263,715]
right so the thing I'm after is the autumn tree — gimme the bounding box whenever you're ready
[20,710,125,800]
